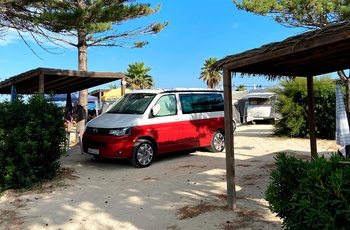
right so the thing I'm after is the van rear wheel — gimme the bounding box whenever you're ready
[208,130,225,152]
[130,139,155,168]
[232,119,237,132]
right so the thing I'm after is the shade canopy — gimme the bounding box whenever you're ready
[211,22,350,78]
[210,21,350,210]
[0,67,125,94]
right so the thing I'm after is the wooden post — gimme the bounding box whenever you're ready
[223,69,236,209]
[121,76,126,95]
[38,73,44,94]
[307,76,317,160]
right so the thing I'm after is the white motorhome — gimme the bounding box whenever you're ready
[243,89,278,123]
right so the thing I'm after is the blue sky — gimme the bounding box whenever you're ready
[0,0,307,99]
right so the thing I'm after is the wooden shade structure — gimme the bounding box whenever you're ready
[211,22,350,209]
[0,67,126,95]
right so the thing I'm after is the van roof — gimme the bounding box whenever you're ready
[248,89,274,94]
[125,88,224,94]
[243,89,275,99]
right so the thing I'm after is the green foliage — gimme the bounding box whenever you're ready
[0,1,168,49]
[233,0,349,29]
[235,84,247,91]
[125,62,154,89]
[0,94,66,192]
[199,57,222,89]
[266,153,350,229]
[272,76,336,139]
[108,83,117,89]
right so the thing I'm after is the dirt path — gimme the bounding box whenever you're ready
[0,124,339,230]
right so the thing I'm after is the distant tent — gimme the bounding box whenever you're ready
[232,90,248,123]
[46,92,98,102]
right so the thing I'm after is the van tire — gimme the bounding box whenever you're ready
[130,139,155,168]
[208,130,225,152]
[232,119,237,132]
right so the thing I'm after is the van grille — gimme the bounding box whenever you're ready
[83,140,107,148]
[85,127,111,135]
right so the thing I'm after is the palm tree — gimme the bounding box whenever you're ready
[199,57,222,89]
[235,84,247,91]
[108,83,117,89]
[125,62,154,89]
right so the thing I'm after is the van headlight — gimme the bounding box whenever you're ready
[109,127,131,136]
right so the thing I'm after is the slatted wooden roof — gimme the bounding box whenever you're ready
[0,67,125,94]
[211,22,350,78]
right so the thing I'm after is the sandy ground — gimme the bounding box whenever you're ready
[0,123,339,230]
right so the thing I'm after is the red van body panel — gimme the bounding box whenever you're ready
[83,117,225,158]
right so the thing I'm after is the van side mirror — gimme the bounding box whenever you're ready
[152,104,161,116]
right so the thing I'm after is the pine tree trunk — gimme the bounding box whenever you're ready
[76,32,88,137]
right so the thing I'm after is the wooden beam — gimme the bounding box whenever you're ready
[223,69,236,210]
[307,76,317,159]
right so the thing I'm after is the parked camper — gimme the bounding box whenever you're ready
[243,89,278,124]
[82,88,230,168]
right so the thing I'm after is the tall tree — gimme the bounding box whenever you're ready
[125,62,154,89]
[233,0,350,117]
[0,0,168,134]
[199,57,222,89]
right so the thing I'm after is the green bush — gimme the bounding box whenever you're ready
[266,153,350,229]
[0,94,66,192]
[272,76,336,139]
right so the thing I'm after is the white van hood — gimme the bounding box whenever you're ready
[86,113,143,129]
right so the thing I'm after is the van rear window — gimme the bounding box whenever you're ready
[179,93,224,114]
[107,93,156,114]
[248,98,271,105]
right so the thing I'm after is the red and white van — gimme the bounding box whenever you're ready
[82,88,230,167]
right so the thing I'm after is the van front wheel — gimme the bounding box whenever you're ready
[131,139,155,168]
[208,130,225,152]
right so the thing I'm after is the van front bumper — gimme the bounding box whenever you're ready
[82,133,134,159]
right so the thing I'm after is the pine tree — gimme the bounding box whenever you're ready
[0,0,168,134]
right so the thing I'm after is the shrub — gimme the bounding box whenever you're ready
[272,76,336,139]
[266,153,350,229]
[0,94,66,192]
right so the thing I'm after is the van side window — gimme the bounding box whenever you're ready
[154,94,177,117]
[179,93,224,114]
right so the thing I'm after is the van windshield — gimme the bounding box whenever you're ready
[107,93,156,114]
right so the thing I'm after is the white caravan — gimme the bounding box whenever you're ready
[243,89,278,123]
